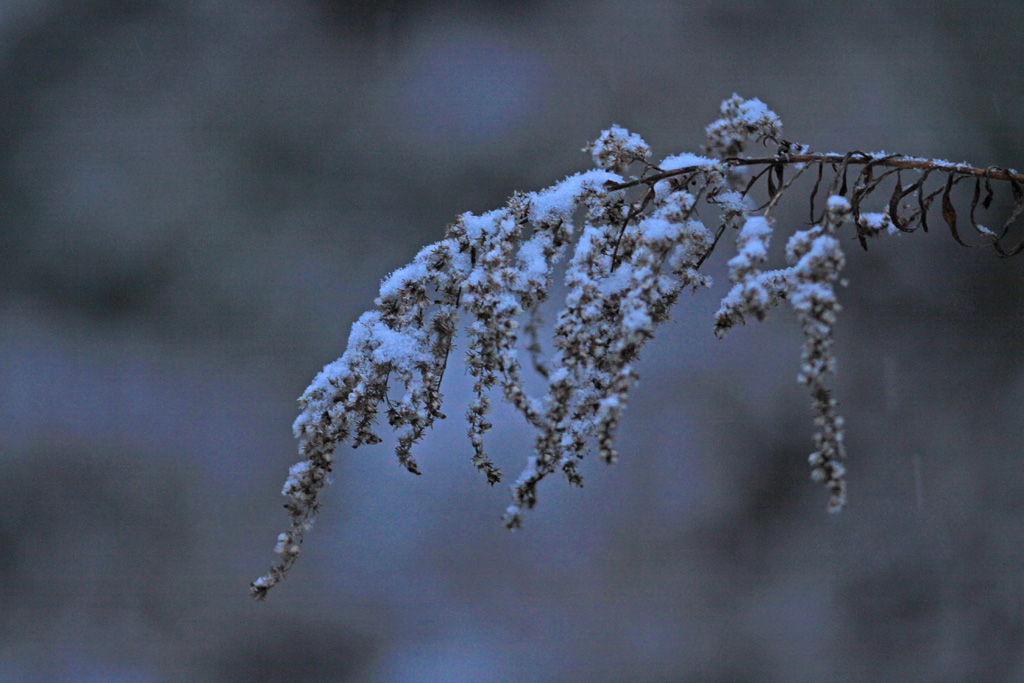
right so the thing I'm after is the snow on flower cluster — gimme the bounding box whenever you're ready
[252,95,873,597]
[785,200,850,511]
[714,215,788,329]
[713,194,851,512]
[503,174,715,527]
[704,94,784,158]
[583,124,651,173]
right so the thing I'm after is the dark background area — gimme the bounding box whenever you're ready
[2,1,1023,680]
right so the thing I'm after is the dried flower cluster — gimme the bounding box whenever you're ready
[713,196,850,511]
[252,95,1024,599]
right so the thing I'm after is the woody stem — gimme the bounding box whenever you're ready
[608,153,1024,192]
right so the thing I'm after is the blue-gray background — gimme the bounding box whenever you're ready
[2,1,1023,681]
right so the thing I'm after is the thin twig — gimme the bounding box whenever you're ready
[607,154,1024,192]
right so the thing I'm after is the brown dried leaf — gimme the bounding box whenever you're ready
[887,171,911,231]
[827,152,862,198]
[993,229,1024,257]
[849,190,868,251]
[917,173,932,233]
[860,163,874,191]
[942,174,969,247]
[993,172,1024,244]
[968,177,989,239]
[996,199,1024,248]
[982,171,995,210]
[1010,172,1024,204]
[809,162,824,223]
[864,165,900,198]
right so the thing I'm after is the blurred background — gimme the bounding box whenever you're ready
[2,1,1023,680]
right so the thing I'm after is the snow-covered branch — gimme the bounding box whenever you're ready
[251,94,1024,599]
